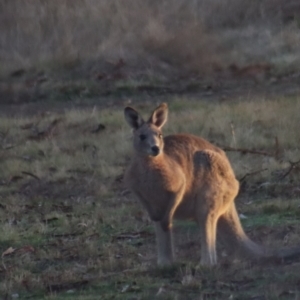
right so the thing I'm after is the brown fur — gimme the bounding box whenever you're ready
[124,103,300,266]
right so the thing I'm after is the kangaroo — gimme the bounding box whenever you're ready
[124,103,300,267]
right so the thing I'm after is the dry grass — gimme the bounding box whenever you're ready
[1,0,300,78]
[1,1,300,106]
[0,95,300,299]
[0,0,218,76]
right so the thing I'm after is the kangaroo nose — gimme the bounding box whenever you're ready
[151,146,160,156]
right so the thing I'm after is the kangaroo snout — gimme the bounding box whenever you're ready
[151,145,160,156]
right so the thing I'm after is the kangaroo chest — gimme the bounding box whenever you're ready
[126,159,185,218]
[126,162,183,221]
[133,161,182,193]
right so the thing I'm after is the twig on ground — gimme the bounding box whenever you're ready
[21,171,40,180]
[1,144,17,150]
[112,231,153,240]
[274,136,283,160]
[221,146,273,156]
[97,268,147,280]
[239,168,268,183]
[28,118,62,141]
[279,159,300,180]
[230,121,237,148]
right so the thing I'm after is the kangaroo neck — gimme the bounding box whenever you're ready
[136,152,168,169]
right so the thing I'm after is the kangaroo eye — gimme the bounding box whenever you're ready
[139,134,147,141]
[159,133,163,139]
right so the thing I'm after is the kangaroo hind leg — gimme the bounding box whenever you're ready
[197,210,218,267]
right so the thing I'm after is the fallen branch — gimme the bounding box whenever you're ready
[279,159,300,180]
[89,267,148,281]
[21,171,40,181]
[46,280,89,293]
[239,168,268,183]
[90,123,106,133]
[28,118,62,141]
[112,231,154,240]
[221,146,273,156]
[1,144,17,150]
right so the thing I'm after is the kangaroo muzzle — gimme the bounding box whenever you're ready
[150,145,160,156]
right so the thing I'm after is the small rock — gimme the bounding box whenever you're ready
[239,214,248,219]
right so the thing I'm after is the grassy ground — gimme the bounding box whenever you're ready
[0,96,300,299]
[1,2,300,298]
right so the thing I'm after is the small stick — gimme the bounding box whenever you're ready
[279,159,300,180]
[21,171,40,180]
[239,168,268,183]
[274,136,281,160]
[230,121,237,148]
[221,146,273,157]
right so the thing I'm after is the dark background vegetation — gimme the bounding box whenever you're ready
[1,0,300,105]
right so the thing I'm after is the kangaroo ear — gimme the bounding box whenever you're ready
[148,103,168,129]
[124,107,144,130]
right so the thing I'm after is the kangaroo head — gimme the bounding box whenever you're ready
[124,103,168,157]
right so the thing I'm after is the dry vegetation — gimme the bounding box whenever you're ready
[1,0,300,299]
[1,0,300,104]
[1,0,300,73]
[0,97,300,299]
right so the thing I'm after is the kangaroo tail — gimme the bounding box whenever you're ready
[217,203,265,259]
[273,246,300,262]
[218,203,300,262]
